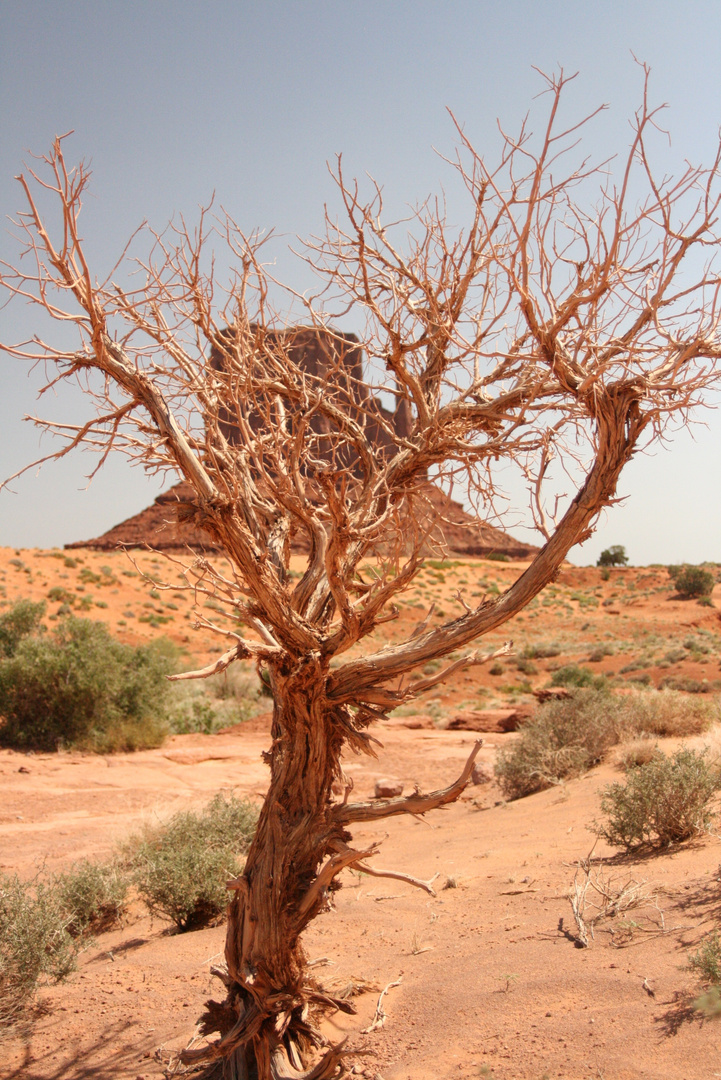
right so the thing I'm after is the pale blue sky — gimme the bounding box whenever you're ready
[1,1,720,564]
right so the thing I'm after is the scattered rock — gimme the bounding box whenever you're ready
[18,765,30,774]
[470,761,494,785]
[445,708,531,733]
[374,778,404,798]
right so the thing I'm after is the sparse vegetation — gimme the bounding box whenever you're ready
[522,642,562,660]
[595,747,721,850]
[494,685,719,801]
[690,930,721,985]
[495,689,622,799]
[0,871,79,1027]
[127,792,258,931]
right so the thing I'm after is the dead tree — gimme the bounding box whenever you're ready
[2,69,721,1078]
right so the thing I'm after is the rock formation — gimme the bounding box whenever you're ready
[67,327,538,560]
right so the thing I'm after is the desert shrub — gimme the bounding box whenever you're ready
[0,599,45,657]
[128,792,258,931]
[595,748,721,850]
[690,931,721,985]
[53,859,129,936]
[551,664,606,690]
[495,689,622,800]
[0,617,177,752]
[597,545,628,567]
[0,871,79,1026]
[589,644,614,663]
[659,675,711,694]
[47,586,76,605]
[670,565,715,599]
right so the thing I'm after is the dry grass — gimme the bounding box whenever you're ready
[568,850,663,948]
[618,689,720,738]
[617,737,660,772]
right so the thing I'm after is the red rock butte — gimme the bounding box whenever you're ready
[67,327,538,560]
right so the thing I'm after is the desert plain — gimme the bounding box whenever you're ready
[1,546,721,1080]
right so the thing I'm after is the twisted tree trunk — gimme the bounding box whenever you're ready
[182,656,355,1079]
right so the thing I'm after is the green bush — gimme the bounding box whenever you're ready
[0,616,177,752]
[551,664,606,690]
[495,689,622,800]
[0,871,79,1026]
[127,792,258,931]
[597,545,628,567]
[690,931,721,984]
[669,565,715,599]
[595,748,721,850]
[0,599,45,657]
[53,859,129,936]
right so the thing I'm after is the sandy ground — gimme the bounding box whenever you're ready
[2,723,721,1080]
[1,548,721,1078]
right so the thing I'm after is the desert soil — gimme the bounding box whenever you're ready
[1,547,721,1079]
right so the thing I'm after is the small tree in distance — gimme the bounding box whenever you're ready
[3,69,721,1078]
[597,545,629,567]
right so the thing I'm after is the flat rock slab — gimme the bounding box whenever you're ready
[444,707,532,733]
[384,714,436,730]
[162,749,238,765]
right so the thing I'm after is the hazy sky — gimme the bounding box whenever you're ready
[1,0,720,565]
